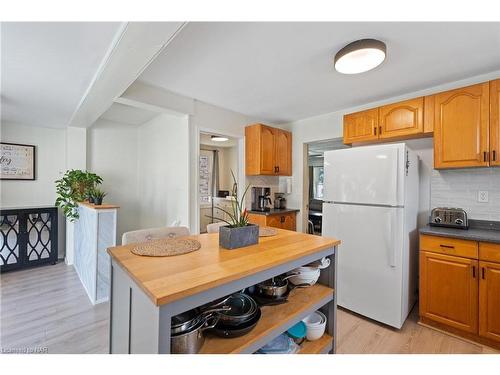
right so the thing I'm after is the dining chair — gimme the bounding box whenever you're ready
[122,226,190,245]
[206,222,226,234]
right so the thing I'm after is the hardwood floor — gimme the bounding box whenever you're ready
[336,306,498,354]
[0,262,109,354]
[1,263,498,354]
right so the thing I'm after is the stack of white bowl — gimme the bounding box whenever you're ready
[288,266,320,286]
[302,310,327,341]
[288,257,330,286]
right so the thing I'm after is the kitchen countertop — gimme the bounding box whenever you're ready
[248,208,300,216]
[419,220,500,244]
[108,228,340,306]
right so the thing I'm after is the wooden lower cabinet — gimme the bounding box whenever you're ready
[419,251,478,333]
[479,261,500,343]
[420,235,500,348]
[247,211,296,231]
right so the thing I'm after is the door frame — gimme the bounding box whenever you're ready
[303,138,350,234]
[190,122,244,234]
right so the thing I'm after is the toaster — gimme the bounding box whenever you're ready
[430,207,468,229]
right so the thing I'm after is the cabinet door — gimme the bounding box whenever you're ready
[259,125,276,175]
[266,215,282,229]
[281,213,296,231]
[479,261,500,343]
[343,108,379,144]
[434,82,490,169]
[379,97,424,139]
[490,79,500,166]
[275,129,292,176]
[420,251,478,333]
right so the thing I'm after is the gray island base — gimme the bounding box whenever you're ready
[108,230,339,354]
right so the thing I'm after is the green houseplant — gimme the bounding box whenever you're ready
[55,170,103,221]
[91,188,107,206]
[212,171,259,249]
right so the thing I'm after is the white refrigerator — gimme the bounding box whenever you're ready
[322,143,419,329]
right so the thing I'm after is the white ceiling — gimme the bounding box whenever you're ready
[100,102,158,126]
[1,22,122,128]
[139,22,500,123]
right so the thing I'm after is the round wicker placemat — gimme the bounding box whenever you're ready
[131,238,201,257]
[259,227,278,237]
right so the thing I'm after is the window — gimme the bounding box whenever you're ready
[312,166,324,199]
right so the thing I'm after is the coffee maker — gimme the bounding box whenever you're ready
[251,187,272,212]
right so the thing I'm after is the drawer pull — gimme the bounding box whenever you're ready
[482,267,486,280]
[472,265,476,278]
[439,244,455,249]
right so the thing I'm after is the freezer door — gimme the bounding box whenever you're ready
[323,144,403,206]
[323,202,405,328]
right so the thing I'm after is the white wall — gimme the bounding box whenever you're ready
[1,123,66,206]
[87,119,140,241]
[282,70,500,232]
[0,122,67,257]
[138,113,190,229]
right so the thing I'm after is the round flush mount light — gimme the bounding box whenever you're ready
[334,39,386,74]
[211,135,229,142]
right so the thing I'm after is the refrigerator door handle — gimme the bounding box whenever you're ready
[388,211,397,267]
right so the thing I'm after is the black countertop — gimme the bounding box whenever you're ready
[248,208,300,216]
[419,220,500,244]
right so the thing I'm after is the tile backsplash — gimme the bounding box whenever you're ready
[431,168,500,220]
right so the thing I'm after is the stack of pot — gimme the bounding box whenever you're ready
[170,293,261,353]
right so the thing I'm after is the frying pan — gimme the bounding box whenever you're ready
[210,308,261,338]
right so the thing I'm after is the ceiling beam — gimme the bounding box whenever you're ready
[68,22,186,128]
[117,81,195,116]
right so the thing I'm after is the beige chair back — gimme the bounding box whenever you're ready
[206,222,226,234]
[122,226,190,245]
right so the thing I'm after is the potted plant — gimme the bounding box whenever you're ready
[55,170,103,221]
[212,171,259,250]
[92,188,107,205]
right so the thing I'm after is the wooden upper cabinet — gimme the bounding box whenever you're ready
[379,97,424,139]
[479,261,500,343]
[491,79,500,166]
[343,108,378,144]
[420,251,478,333]
[434,82,490,169]
[274,128,292,175]
[245,124,292,176]
[259,125,276,175]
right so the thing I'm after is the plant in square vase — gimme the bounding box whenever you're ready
[212,171,258,250]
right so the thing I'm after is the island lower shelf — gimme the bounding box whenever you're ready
[200,284,334,354]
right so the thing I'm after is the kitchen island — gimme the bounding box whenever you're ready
[107,229,340,354]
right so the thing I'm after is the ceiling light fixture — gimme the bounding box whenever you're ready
[334,39,386,74]
[211,135,229,142]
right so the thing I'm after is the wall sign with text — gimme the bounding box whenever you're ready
[0,142,36,180]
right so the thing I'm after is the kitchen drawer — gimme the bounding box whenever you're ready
[479,242,500,263]
[420,234,478,259]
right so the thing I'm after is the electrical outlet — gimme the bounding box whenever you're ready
[478,190,489,203]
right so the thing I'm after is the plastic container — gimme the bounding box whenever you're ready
[287,321,307,345]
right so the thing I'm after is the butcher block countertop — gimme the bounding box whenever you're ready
[107,229,340,306]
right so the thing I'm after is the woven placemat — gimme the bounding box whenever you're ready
[259,227,278,237]
[131,238,201,257]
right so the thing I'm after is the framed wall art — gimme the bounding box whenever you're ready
[0,142,36,180]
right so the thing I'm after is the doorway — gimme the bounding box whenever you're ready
[304,138,350,235]
[198,132,240,233]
